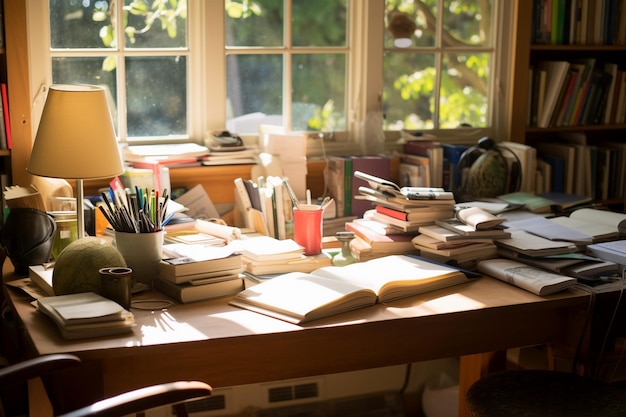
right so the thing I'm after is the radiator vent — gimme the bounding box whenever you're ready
[268,382,320,403]
[179,394,227,414]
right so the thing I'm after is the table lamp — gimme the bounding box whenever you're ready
[27,84,124,239]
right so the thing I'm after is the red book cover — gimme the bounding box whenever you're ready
[1,84,11,149]
[375,205,409,221]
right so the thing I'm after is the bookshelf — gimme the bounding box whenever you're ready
[0,1,8,211]
[508,1,626,209]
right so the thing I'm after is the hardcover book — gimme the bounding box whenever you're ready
[154,276,244,304]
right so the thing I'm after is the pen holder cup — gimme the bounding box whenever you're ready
[99,267,132,310]
[114,230,164,288]
[293,205,323,256]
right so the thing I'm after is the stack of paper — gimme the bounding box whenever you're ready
[37,292,135,340]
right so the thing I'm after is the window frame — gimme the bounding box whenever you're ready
[26,0,514,157]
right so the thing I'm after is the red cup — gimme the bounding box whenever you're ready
[293,205,323,255]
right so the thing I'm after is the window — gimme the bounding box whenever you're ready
[31,0,511,150]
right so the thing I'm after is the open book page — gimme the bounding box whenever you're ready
[231,255,470,323]
[569,208,626,234]
[231,273,377,323]
[549,216,618,241]
[477,258,577,296]
[309,255,467,302]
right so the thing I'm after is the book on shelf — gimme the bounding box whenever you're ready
[398,161,427,188]
[435,218,511,239]
[536,60,570,128]
[36,292,135,340]
[230,254,472,324]
[477,258,577,296]
[402,141,444,187]
[29,265,55,297]
[327,156,350,217]
[344,221,416,252]
[153,276,244,304]
[499,141,537,194]
[441,143,470,191]
[494,229,578,257]
[1,84,11,150]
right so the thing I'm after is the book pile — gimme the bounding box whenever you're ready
[345,171,456,260]
[155,244,245,303]
[37,292,135,340]
[232,236,332,275]
[414,207,510,269]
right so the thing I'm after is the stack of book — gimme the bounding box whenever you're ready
[345,219,419,262]
[233,236,332,275]
[354,170,456,233]
[37,292,135,340]
[155,245,245,303]
[413,207,510,269]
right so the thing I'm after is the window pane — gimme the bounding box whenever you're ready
[443,0,491,47]
[384,1,436,48]
[440,52,489,128]
[49,0,115,49]
[292,54,346,131]
[383,53,436,130]
[292,0,347,47]
[226,54,283,132]
[52,57,118,129]
[126,57,187,137]
[124,0,188,49]
[225,0,283,47]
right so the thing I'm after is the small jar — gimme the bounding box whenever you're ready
[333,231,356,266]
[50,211,78,259]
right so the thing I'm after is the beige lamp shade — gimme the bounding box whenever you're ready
[27,84,124,180]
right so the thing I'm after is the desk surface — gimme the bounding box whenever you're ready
[6,274,591,398]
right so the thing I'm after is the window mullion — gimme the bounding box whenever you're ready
[284,0,293,132]
[115,0,128,142]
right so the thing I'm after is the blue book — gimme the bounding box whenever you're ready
[541,155,565,193]
[442,143,470,192]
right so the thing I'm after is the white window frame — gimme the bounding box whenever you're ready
[26,0,514,157]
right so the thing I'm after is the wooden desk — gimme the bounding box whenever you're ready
[5,275,591,417]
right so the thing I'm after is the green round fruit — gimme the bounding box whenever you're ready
[53,237,127,295]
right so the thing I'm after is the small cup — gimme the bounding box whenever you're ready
[293,205,323,256]
[99,267,132,310]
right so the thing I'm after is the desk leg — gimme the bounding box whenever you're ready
[458,352,506,417]
[28,378,53,417]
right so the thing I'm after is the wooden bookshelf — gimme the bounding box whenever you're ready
[509,1,626,210]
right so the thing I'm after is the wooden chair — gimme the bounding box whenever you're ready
[0,353,212,417]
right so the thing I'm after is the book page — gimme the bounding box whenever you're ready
[310,255,463,295]
[570,208,626,232]
[455,206,505,230]
[232,272,376,321]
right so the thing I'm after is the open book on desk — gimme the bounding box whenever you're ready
[230,255,472,324]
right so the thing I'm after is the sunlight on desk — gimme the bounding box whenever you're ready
[418,293,487,314]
